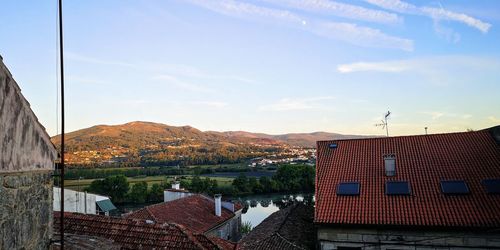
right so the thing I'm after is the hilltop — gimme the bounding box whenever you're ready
[51,121,371,166]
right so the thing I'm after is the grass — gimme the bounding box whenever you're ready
[64,175,234,191]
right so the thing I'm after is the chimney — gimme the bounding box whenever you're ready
[384,154,396,176]
[172,182,180,190]
[214,194,222,217]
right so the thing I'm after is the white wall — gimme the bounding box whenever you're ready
[53,187,96,214]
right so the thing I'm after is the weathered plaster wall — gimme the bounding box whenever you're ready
[0,56,57,173]
[318,227,500,250]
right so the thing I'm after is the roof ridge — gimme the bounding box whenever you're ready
[317,128,489,144]
[171,223,208,250]
[276,203,298,233]
[274,232,305,250]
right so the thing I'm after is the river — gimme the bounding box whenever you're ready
[116,192,314,229]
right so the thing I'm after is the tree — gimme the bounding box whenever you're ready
[232,173,250,194]
[129,181,148,203]
[87,175,130,203]
[148,183,164,202]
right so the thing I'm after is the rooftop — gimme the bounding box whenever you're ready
[54,212,234,249]
[315,126,500,228]
[238,203,315,250]
[124,194,242,233]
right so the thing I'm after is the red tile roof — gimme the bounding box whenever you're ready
[315,128,500,228]
[125,194,242,233]
[54,212,234,249]
[238,203,315,250]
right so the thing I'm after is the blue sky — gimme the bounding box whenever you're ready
[1,0,500,136]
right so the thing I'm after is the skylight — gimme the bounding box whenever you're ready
[440,180,470,195]
[385,181,410,195]
[482,179,500,194]
[337,182,360,196]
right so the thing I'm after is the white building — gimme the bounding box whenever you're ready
[53,187,117,216]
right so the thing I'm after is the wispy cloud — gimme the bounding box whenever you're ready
[66,51,135,67]
[337,56,500,74]
[186,0,413,51]
[191,101,228,108]
[67,76,109,85]
[149,63,257,84]
[420,111,472,120]
[152,75,213,92]
[260,0,402,25]
[260,96,334,111]
[488,116,500,123]
[364,0,491,33]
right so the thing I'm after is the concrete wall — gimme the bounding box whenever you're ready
[164,190,193,202]
[318,226,500,250]
[53,187,97,215]
[206,210,242,242]
[0,56,57,249]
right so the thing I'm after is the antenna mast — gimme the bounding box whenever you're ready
[375,111,391,137]
[58,0,65,248]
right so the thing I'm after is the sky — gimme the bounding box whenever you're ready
[1,0,500,136]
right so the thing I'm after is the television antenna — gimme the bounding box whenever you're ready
[375,111,391,137]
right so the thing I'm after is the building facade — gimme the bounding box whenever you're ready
[0,55,58,249]
[315,127,500,250]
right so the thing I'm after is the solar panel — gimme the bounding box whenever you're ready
[482,179,500,194]
[337,182,360,196]
[385,181,411,195]
[441,180,470,195]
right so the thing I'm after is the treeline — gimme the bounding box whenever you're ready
[65,165,251,180]
[86,175,167,204]
[85,164,315,204]
[180,164,315,196]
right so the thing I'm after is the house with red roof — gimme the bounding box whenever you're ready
[125,183,243,242]
[315,126,500,249]
[53,212,236,249]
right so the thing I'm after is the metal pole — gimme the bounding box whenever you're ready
[58,0,65,248]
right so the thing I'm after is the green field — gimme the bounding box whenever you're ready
[64,175,234,191]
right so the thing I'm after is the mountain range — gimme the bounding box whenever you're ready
[51,121,372,166]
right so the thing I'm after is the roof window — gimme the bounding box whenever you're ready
[440,180,470,195]
[482,179,500,194]
[384,154,396,176]
[337,182,360,196]
[386,181,410,195]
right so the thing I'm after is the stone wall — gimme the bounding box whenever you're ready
[318,226,500,250]
[206,210,242,242]
[1,171,53,249]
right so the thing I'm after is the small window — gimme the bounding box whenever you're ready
[329,143,338,149]
[337,182,360,196]
[482,179,500,194]
[384,154,396,176]
[441,180,470,195]
[386,181,410,195]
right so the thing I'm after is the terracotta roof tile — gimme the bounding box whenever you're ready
[54,212,233,249]
[315,128,500,228]
[125,194,241,233]
[238,203,315,250]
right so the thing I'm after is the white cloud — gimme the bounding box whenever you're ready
[337,56,500,74]
[260,0,402,24]
[186,0,413,51]
[260,96,334,111]
[152,75,213,92]
[66,76,109,85]
[150,63,257,84]
[364,0,491,33]
[192,101,228,108]
[488,116,500,123]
